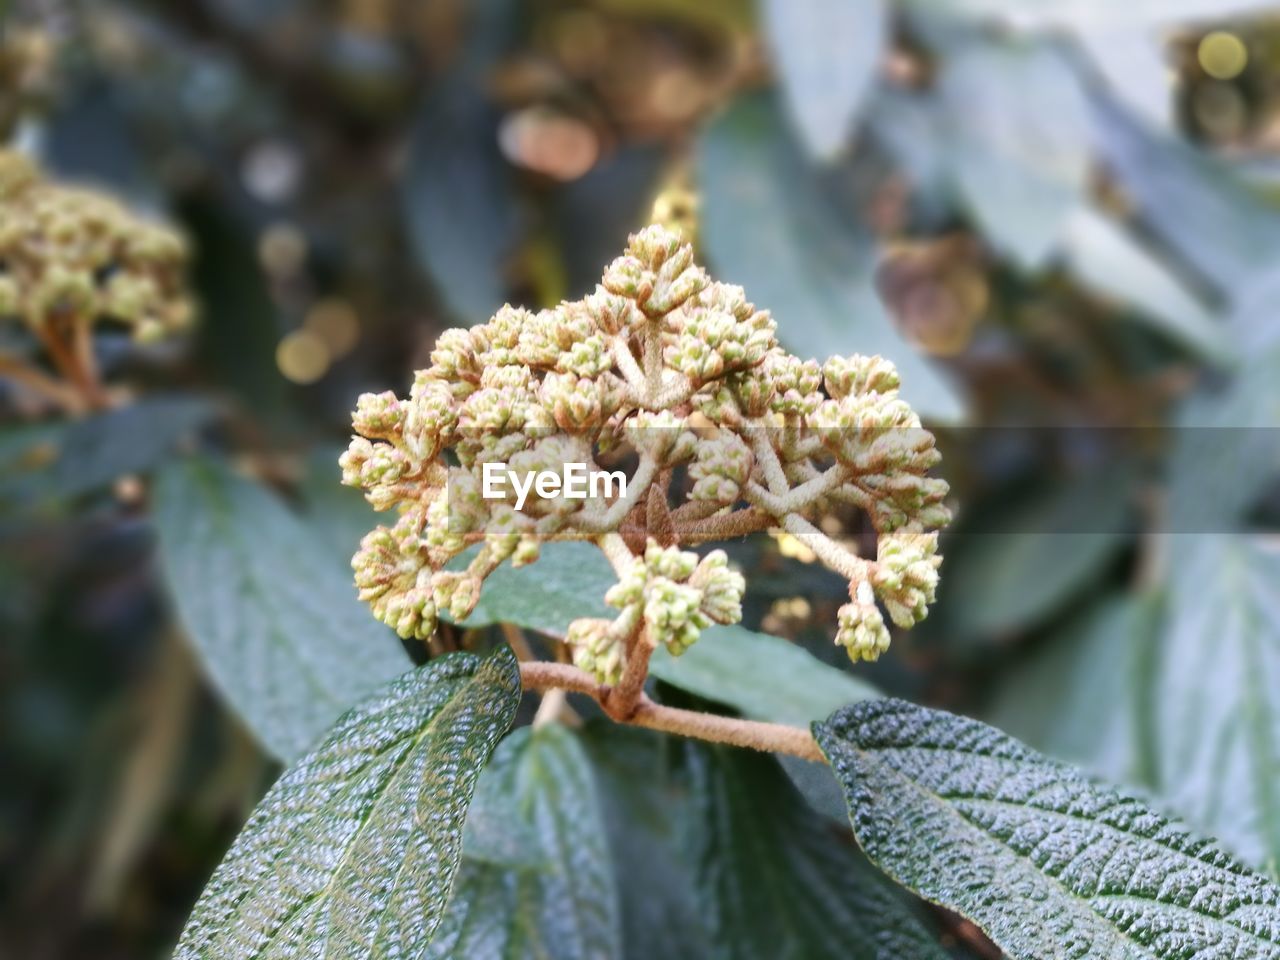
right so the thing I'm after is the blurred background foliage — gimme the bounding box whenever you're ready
[4,0,1280,956]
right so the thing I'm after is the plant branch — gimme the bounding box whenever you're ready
[602,623,653,721]
[518,660,825,763]
[0,353,86,412]
[675,506,773,544]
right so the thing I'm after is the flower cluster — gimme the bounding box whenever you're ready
[566,542,745,683]
[344,224,949,680]
[0,150,192,342]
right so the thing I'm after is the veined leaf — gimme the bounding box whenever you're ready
[580,723,710,960]
[986,592,1160,789]
[762,0,887,160]
[1156,535,1280,872]
[432,725,621,959]
[816,698,1280,960]
[685,743,950,959]
[697,93,963,422]
[174,645,521,960]
[153,458,410,761]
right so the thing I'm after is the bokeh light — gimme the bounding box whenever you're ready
[1198,31,1248,80]
[275,328,330,383]
[304,298,360,357]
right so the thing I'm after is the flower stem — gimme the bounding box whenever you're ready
[518,660,826,763]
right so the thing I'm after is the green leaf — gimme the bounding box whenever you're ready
[174,645,521,960]
[1168,268,1280,532]
[650,624,878,726]
[697,92,963,422]
[986,592,1160,789]
[815,697,1280,960]
[432,725,621,959]
[404,77,520,323]
[297,445,382,562]
[0,396,216,507]
[939,39,1092,269]
[153,457,411,761]
[183,199,291,416]
[580,723,711,960]
[684,743,950,959]
[1059,205,1231,364]
[761,0,887,160]
[1089,90,1280,295]
[937,464,1132,641]
[461,541,614,634]
[1156,535,1280,871]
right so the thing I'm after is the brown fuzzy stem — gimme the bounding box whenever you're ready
[0,353,87,412]
[518,660,825,763]
[603,623,653,721]
[676,506,773,544]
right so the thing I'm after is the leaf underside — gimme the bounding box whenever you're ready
[1156,535,1280,871]
[816,698,1280,960]
[173,645,521,960]
[154,457,410,761]
[685,743,951,960]
[431,725,621,959]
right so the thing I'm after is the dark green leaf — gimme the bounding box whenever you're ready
[816,697,1280,960]
[460,737,546,870]
[685,743,950,960]
[432,725,621,959]
[297,445,382,562]
[461,541,615,633]
[174,645,521,960]
[1155,535,1280,871]
[986,592,1160,789]
[0,396,215,506]
[761,0,887,159]
[937,464,1132,641]
[153,457,410,760]
[404,77,520,323]
[580,723,711,960]
[697,92,963,422]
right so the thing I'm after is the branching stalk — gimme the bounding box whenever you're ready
[519,660,825,763]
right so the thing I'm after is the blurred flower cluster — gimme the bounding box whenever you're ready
[0,149,191,414]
